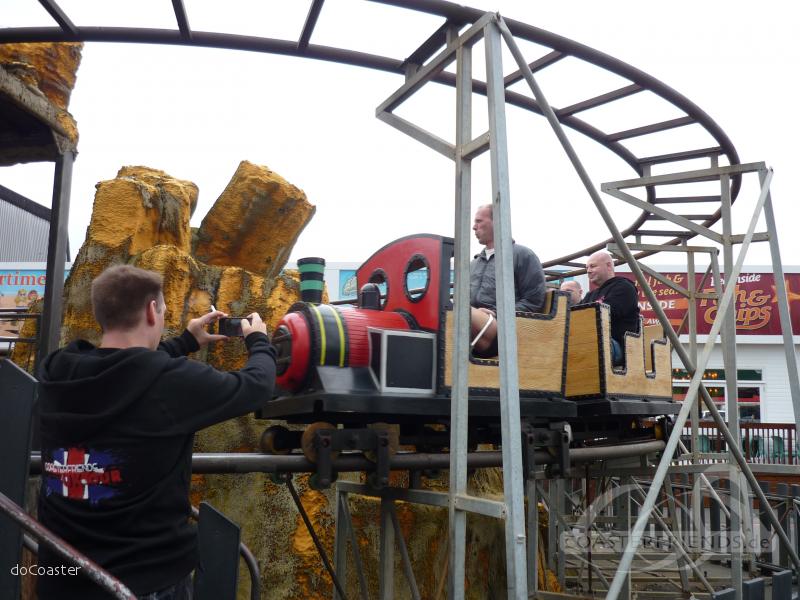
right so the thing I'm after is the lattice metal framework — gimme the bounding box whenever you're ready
[2,0,742,274]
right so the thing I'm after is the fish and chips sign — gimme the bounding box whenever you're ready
[620,272,800,335]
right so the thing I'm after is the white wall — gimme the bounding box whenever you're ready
[674,342,800,424]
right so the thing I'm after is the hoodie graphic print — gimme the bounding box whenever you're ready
[43,446,125,503]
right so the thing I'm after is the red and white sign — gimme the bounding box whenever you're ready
[618,272,800,335]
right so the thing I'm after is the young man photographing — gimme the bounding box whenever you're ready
[36,265,276,599]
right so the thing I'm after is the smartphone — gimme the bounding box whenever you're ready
[218,317,251,337]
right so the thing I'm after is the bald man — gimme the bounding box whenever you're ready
[581,251,640,365]
[559,280,583,305]
[470,204,546,357]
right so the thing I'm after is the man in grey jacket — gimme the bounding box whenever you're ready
[469,204,546,357]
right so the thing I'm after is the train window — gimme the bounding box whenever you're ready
[368,269,388,308]
[404,255,430,302]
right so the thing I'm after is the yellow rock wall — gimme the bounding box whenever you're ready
[91,166,197,255]
[0,42,82,143]
[8,299,41,373]
[194,160,315,282]
[59,166,199,345]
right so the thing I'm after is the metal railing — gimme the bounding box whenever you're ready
[0,490,135,599]
[681,421,798,465]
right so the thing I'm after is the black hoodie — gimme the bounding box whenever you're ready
[36,330,276,599]
[581,276,641,346]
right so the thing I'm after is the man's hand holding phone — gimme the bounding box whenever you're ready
[216,313,267,338]
[241,313,267,337]
[187,309,228,348]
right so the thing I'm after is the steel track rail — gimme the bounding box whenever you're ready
[0,0,740,272]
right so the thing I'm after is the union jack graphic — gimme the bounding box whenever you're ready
[43,447,123,504]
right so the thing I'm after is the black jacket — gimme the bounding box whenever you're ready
[36,330,276,599]
[470,243,546,313]
[581,276,640,346]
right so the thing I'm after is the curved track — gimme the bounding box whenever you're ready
[1,0,740,275]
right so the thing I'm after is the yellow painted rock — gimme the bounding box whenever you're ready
[0,42,81,109]
[57,167,198,345]
[0,42,82,143]
[58,253,109,346]
[194,161,315,280]
[134,245,203,334]
[8,298,41,372]
[88,166,198,255]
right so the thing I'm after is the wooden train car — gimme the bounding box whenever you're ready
[565,303,674,415]
[441,290,569,398]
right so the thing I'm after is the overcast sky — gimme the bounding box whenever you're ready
[1,0,798,269]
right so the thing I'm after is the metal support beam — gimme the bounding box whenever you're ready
[606,116,694,142]
[609,242,719,254]
[503,50,563,87]
[607,161,765,189]
[606,170,800,598]
[170,0,192,40]
[333,490,370,600]
[376,12,493,116]
[615,477,631,600]
[492,19,800,596]
[686,245,704,552]
[447,21,472,600]
[37,151,74,366]
[388,503,421,600]
[720,172,745,595]
[483,18,528,598]
[526,477,538,594]
[379,497,395,600]
[663,475,692,592]
[602,186,723,243]
[298,0,324,51]
[761,177,800,435]
[37,0,78,37]
[628,479,713,594]
[376,111,455,159]
[556,84,642,118]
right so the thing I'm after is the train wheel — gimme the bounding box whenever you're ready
[301,421,339,463]
[260,425,295,455]
[364,422,400,462]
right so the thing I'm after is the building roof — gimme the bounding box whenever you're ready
[0,182,69,262]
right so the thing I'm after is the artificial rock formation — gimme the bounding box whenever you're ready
[194,160,316,282]
[58,161,309,347]
[0,42,82,144]
[16,161,519,599]
[59,166,199,344]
